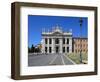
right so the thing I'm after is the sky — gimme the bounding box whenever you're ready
[28,15,88,47]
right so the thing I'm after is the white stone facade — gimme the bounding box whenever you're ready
[41,25,72,54]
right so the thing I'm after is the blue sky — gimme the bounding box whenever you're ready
[28,15,88,47]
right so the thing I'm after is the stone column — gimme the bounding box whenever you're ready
[69,37,72,53]
[41,38,45,53]
[60,38,62,53]
[52,38,55,53]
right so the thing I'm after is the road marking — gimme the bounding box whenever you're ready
[61,55,65,65]
[63,54,76,65]
[49,55,58,65]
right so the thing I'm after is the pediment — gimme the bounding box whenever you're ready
[52,31,63,35]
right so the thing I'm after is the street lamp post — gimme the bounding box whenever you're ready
[79,18,83,63]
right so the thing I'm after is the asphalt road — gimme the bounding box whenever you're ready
[28,53,75,66]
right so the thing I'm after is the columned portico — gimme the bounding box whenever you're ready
[41,25,72,54]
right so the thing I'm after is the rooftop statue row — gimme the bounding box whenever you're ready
[42,25,72,35]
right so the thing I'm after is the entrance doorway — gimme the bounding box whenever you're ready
[55,46,59,53]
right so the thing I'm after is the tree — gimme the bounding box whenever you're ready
[31,44,35,52]
[28,44,41,53]
[28,47,31,53]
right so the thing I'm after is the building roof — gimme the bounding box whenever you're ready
[42,25,72,36]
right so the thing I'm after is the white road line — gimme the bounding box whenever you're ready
[63,54,76,65]
[61,55,65,65]
[49,55,58,65]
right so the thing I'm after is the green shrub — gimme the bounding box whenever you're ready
[67,53,88,64]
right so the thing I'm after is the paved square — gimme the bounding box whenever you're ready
[28,53,75,66]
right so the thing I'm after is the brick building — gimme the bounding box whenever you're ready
[72,37,88,53]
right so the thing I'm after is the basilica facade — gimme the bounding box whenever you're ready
[41,25,72,54]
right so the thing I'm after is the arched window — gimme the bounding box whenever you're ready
[49,38,52,44]
[55,38,59,44]
[63,38,65,44]
[67,47,69,53]
[49,47,52,53]
[67,39,69,44]
[63,47,65,53]
[45,38,48,44]
[45,47,47,53]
